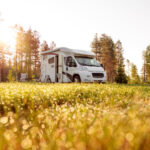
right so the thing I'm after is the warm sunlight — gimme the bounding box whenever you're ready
[1,0,150,149]
[0,24,15,52]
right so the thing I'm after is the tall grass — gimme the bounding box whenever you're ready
[0,83,150,150]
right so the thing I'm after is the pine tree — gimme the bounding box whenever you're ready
[141,51,146,82]
[40,41,49,51]
[14,25,25,80]
[126,59,131,83]
[0,41,11,81]
[50,41,56,50]
[31,31,40,77]
[91,33,100,61]
[99,34,116,82]
[131,63,140,84]
[14,26,41,80]
[143,45,150,82]
[7,70,15,82]
[115,40,127,83]
[126,59,131,77]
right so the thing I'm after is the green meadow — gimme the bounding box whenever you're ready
[0,83,150,150]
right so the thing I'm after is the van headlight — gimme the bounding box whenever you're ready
[80,66,88,71]
[87,75,91,78]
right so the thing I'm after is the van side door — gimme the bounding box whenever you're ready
[63,56,77,82]
[47,55,56,82]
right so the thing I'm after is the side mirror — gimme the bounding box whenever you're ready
[72,62,77,67]
[68,62,72,67]
[68,62,77,67]
[101,64,104,68]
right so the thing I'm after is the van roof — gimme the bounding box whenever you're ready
[41,47,95,56]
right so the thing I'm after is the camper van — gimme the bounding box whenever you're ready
[40,47,106,83]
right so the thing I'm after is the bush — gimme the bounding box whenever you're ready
[7,70,15,82]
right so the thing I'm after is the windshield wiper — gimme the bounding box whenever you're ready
[79,63,100,67]
[79,63,89,66]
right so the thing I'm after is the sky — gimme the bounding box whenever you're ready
[0,0,150,73]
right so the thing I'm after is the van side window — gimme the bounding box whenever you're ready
[48,57,54,64]
[43,55,47,60]
[66,56,77,67]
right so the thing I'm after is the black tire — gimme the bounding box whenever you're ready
[45,76,51,83]
[73,75,81,83]
[47,78,51,83]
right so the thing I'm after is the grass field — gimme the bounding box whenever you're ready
[0,83,150,150]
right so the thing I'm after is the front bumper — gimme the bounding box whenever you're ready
[81,72,106,83]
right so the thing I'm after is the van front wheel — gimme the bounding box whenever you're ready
[73,75,81,83]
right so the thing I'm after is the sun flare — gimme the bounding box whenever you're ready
[0,24,16,52]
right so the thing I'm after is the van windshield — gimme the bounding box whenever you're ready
[75,56,101,67]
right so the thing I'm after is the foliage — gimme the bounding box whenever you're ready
[126,59,132,82]
[115,66,127,83]
[0,41,11,81]
[91,34,116,82]
[115,40,127,83]
[142,45,150,82]
[49,41,56,50]
[130,63,140,84]
[40,40,50,51]
[7,70,15,82]
[91,33,101,61]
[99,34,116,82]
[0,83,150,149]
[40,41,56,52]
[14,26,40,80]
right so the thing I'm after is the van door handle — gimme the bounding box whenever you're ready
[66,67,68,71]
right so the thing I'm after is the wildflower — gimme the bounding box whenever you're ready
[22,124,30,130]
[37,114,44,119]
[22,119,27,125]
[30,127,39,138]
[21,136,32,149]
[13,127,17,132]
[10,117,15,124]
[7,111,14,117]
[41,124,45,129]
[4,131,11,141]
[126,133,134,142]
[0,117,8,124]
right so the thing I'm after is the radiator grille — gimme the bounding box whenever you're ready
[92,73,104,78]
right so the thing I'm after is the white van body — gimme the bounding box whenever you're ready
[40,47,106,83]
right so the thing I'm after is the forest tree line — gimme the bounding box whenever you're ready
[0,25,55,81]
[91,33,148,84]
[0,26,150,83]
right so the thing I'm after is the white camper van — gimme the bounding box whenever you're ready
[40,47,106,83]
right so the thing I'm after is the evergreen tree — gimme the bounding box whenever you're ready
[91,34,117,82]
[126,59,131,83]
[14,25,25,80]
[115,40,127,83]
[49,41,56,50]
[0,41,11,81]
[130,63,140,84]
[141,51,146,82]
[7,70,15,82]
[99,34,116,82]
[40,41,49,51]
[0,52,6,81]
[126,59,131,77]
[143,45,150,82]
[31,31,40,77]
[15,26,24,73]
[91,33,100,61]
[14,26,41,80]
